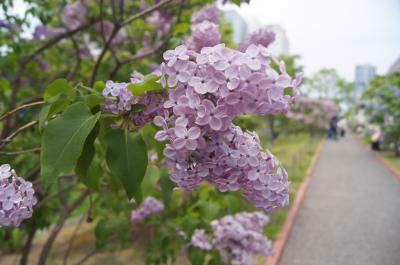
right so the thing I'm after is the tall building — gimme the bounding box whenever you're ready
[389,56,400,73]
[264,25,290,56]
[354,65,376,98]
[223,9,248,44]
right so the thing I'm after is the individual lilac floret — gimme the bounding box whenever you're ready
[191,212,274,265]
[238,28,276,51]
[191,4,220,24]
[0,164,37,227]
[61,0,88,30]
[131,196,164,223]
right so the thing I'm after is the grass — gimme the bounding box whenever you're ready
[264,133,323,240]
[379,150,400,172]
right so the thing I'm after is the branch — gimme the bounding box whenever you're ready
[0,120,38,149]
[0,147,41,155]
[121,0,175,27]
[89,24,121,86]
[108,42,164,80]
[37,190,90,265]
[62,214,85,265]
[1,19,97,139]
[67,37,82,80]
[0,101,45,121]
[20,222,37,265]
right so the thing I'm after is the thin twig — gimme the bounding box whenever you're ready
[0,120,38,149]
[0,147,41,155]
[0,101,45,121]
[62,214,86,265]
[67,37,81,80]
[35,183,77,208]
[37,190,90,265]
[1,19,97,139]
[89,24,121,86]
[121,0,175,27]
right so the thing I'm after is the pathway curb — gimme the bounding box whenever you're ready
[356,136,400,181]
[265,138,326,265]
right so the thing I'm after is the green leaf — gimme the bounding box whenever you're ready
[38,96,70,132]
[127,74,163,95]
[173,22,190,35]
[104,128,148,200]
[141,164,160,197]
[75,123,100,190]
[94,219,113,248]
[93,80,105,93]
[188,247,206,265]
[43,79,75,101]
[85,94,104,109]
[41,102,100,184]
[159,167,175,206]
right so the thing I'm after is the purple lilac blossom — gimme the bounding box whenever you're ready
[33,26,66,40]
[131,196,164,223]
[187,20,221,52]
[286,96,340,129]
[101,73,168,128]
[191,5,220,24]
[152,43,301,211]
[61,0,88,30]
[191,212,274,265]
[238,28,276,52]
[0,164,37,227]
[146,10,172,38]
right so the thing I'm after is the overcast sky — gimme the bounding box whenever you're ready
[228,0,400,81]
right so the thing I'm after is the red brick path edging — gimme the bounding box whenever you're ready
[265,138,326,265]
[356,136,400,181]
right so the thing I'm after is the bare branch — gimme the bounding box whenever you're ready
[0,101,45,121]
[0,120,38,149]
[121,0,175,27]
[0,147,41,155]
[37,190,90,265]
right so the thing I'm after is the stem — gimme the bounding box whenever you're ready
[121,0,175,27]
[0,147,41,155]
[0,101,45,121]
[62,214,85,265]
[37,190,90,265]
[20,223,37,265]
[0,120,38,149]
[89,24,121,86]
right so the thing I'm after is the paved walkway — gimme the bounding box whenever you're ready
[279,135,400,265]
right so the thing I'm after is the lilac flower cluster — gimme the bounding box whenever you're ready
[0,164,37,227]
[186,5,221,52]
[102,72,168,128]
[238,28,276,52]
[154,43,301,211]
[61,0,88,30]
[131,196,164,223]
[191,212,274,265]
[287,96,340,129]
